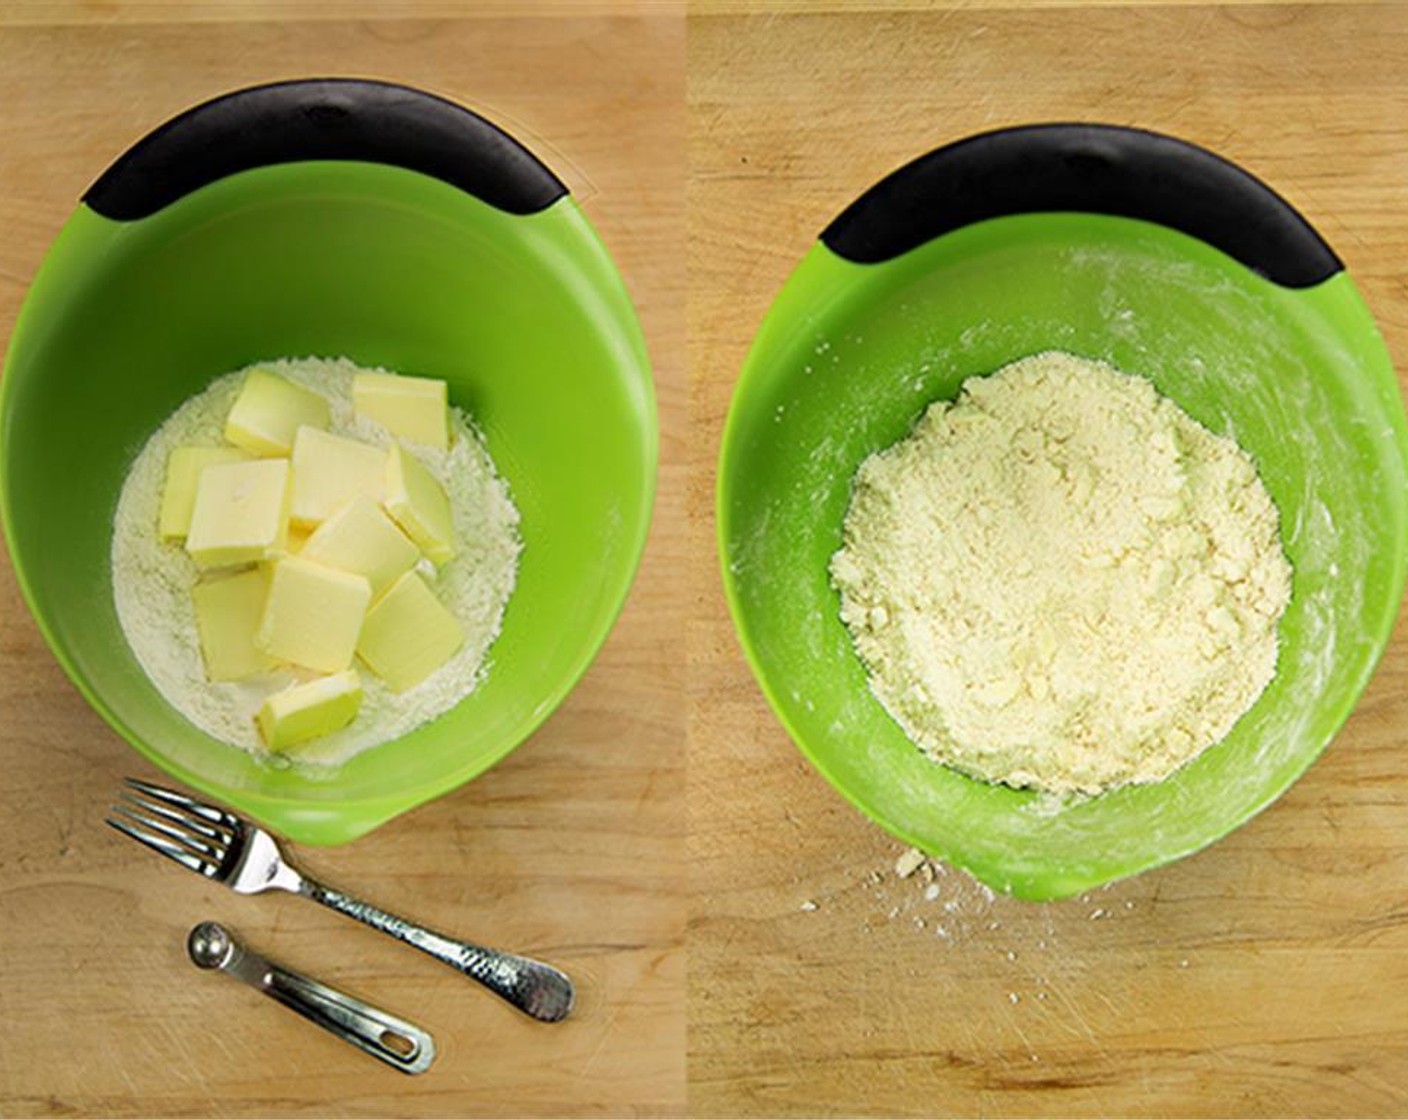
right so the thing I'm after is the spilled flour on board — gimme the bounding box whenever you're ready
[792,842,1189,1060]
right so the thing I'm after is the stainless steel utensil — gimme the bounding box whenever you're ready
[187,920,436,1074]
[109,776,574,1022]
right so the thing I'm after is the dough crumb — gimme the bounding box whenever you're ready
[894,847,927,878]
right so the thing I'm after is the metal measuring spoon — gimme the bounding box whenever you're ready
[187,921,436,1074]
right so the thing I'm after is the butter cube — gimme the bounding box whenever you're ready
[353,372,449,450]
[225,369,331,456]
[384,444,456,564]
[185,459,291,569]
[257,670,362,751]
[191,568,275,682]
[356,571,463,691]
[290,427,386,527]
[301,494,420,597]
[256,556,371,673]
[159,446,254,540]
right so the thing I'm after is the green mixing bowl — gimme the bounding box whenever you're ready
[719,124,1408,900]
[1,79,655,844]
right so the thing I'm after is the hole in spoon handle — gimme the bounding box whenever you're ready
[264,968,437,1074]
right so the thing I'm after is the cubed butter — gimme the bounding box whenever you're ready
[185,459,291,569]
[356,571,463,691]
[256,670,362,751]
[384,444,456,564]
[225,369,331,456]
[353,372,449,450]
[301,494,420,596]
[191,568,275,682]
[289,426,386,527]
[159,446,254,540]
[256,556,371,673]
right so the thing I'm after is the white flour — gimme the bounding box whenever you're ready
[111,356,521,768]
[830,351,1292,795]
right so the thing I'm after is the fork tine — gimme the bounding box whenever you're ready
[110,802,227,864]
[123,777,235,827]
[106,816,217,877]
[117,789,233,844]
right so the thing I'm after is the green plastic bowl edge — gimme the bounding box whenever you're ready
[0,189,657,845]
[717,230,1408,901]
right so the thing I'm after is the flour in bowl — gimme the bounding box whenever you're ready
[111,356,521,768]
[830,351,1292,795]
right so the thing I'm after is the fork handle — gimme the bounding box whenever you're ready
[299,880,574,1023]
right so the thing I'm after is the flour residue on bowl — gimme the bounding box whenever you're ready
[111,356,521,767]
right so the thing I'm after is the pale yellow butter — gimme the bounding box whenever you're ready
[384,444,456,564]
[352,372,449,450]
[185,458,291,569]
[191,568,275,682]
[356,570,464,691]
[225,369,331,456]
[289,426,386,527]
[256,555,371,673]
[301,494,420,597]
[257,669,362,751]
[159,446,253,540]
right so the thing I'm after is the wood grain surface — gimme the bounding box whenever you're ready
[0,5,684,1117]
[8,2,1408,1117]
[687,5,1408,1117]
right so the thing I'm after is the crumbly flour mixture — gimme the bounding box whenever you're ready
[830,351,1292,795]
[112,357,521,768]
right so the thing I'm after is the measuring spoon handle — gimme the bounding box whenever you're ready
[188,920,435,1074]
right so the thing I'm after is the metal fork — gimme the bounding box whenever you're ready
[107,776,574,1023]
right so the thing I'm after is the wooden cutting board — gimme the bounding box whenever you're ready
[0,4,684,1117]
[688,4,1408,1117]
[8,2,1408,1117]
